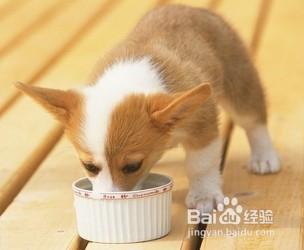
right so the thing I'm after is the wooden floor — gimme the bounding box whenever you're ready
[0,0,303,249]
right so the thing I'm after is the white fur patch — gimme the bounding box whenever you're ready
[88,165,115,192]
[246,124,280,174]
[82,57,165,191]
[184,138,224,213]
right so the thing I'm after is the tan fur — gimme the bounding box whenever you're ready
[16,5,268,190]
[151,84,211,128]
[104,84,212,190]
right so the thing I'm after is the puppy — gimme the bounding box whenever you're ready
[16,5,280,212]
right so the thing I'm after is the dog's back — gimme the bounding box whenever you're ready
[93,5,266,125]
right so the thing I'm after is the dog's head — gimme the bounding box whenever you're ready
[16,82,211,192]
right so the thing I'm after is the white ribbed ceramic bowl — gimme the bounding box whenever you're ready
[72,173,173,243]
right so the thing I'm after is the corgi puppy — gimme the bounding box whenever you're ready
[16,5,280,212]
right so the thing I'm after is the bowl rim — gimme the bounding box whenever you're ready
[72,173,173,200]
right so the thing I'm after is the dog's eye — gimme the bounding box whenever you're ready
[122,161,142,174]
[81,161,100,174]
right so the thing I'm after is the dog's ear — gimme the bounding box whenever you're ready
[150,83,211,129]
[15,82,79,124]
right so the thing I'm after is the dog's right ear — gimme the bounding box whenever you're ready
[149,83,212,129]
[15,82,79,124]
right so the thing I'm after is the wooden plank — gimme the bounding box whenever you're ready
[0,0,114,114]
[202,0,304,249]
[0,0,164,249]
[0,0,72,57]
[0,0,17,9]
[0,0,27,21]
[0,0,117,214]
[0,139,83,250]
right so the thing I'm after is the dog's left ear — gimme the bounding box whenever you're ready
[150,83,211,129]
[15,82,79,124]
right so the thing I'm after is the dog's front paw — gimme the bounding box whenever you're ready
[249,148,280,174]
[186,189,224,213]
